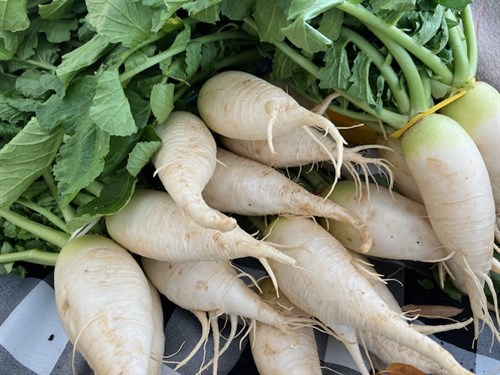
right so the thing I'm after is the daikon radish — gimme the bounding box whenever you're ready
[203,148,372,253]
[152,111,236,232]
[142,258,309,374]
[105,189,295,278]
[265,216,474,375]
[401,113,499,342]
[197,70,346,182]
[250,278,322,375]
[54,235,160,375]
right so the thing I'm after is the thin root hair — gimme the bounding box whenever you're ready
[231,264,262,292]
[301,125,340,199]
[461,255,500,344]
[410,317,473,336]
[71,313,103,375]
[174,310,210,371]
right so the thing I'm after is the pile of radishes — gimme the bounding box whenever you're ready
[53,70,499,375]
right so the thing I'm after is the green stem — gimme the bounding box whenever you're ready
[72,192,97,206]
[461,5,477,79]
[340,26,411,114]
[119,30,256,83]
[369,28,428,115]
[84,180,104,196]
[0,250,58,266]
[244,18,408,129]
[17,198,69,233]
[302,169,331,195]
[336,2,454,85]
[42,170,75,222]
[446,10,470,85]
[11,58,56,71]
[0,207,69,248]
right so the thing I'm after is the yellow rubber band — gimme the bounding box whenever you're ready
[389,88,470,139]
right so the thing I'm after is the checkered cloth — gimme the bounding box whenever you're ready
[1,260,499,375]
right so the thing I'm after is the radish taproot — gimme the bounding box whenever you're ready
[105,189,295,288]
[202,148,372,253]
[377,136,423,203]
[54,235,162,375]
[219,126,393,193]
[142,258,309,374]
[250,278,322,375]
[322,180,447,262]
[439,81,500,212]
[197,70,346,182]
[264,216,474,375]
[152,111,237,232]
[400,113,499,342]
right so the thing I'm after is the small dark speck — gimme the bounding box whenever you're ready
[48,334,54,341]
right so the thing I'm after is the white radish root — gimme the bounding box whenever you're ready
[152,111,237,232]
[322,180,448,262]
[250,278,322,375]
[54,235,159,375]
[197,70,347,184]
[105,189,295,273]
[264,216,474,375]
[203,148,372,253]
[142,258,311,374]
[401,113,499,343]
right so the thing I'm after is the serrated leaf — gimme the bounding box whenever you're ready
[282,17,331,54]
[36,75,98,132]
[38,0,75,20]
[0,117,64,208]
[126,126,161,177]
[220,0,255,20]
[318,37,351,90]
[53,117,110,206]
[287,0,342,20]
[150,82,175,123]
[86,0,153,47]
[347,52,377,107]
[0,29,25,60]
[183,0,222,23]
[56,34,112,88]
[15,70,62,98]
[253,0,289,43]
[89,69,137,137]
[0,0,30,32]
[70,172,137,231]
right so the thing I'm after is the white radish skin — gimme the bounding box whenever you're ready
[353,252,471,375]
[203,148,372,253]
[142,257,306,374]
[54,235,158,375]
[265,216,473,375]
[147,279,166,374]
[142,258,295,332]
[250,278,322,375]
[439,81,500,212]
[219,127,392,187]
[197,70,346,180]
[105,189,295,267]
[401,113,498,341]
[323,180,448,261]
[152,111,236,232]
[377,135,423,203]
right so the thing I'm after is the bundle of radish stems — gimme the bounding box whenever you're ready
[1,2,499,375]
